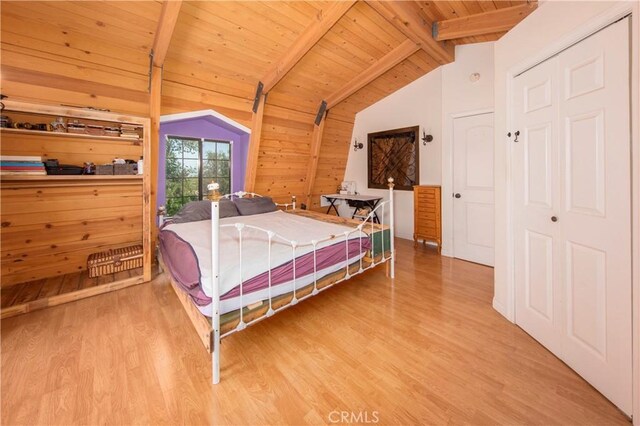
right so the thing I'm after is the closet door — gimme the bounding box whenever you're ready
[513,56,564,357]
[557,18,631,414]
[513,17,631,414]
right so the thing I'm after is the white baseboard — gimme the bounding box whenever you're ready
[492,298,513,323]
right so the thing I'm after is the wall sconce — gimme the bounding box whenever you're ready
[422,130,433,145]
[353,138,363,151]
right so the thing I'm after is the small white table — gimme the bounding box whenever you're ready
[322,193,383,223]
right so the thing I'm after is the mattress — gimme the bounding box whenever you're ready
[159,210,372,316]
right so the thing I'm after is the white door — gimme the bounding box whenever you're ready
[453,113,495,266]
[513,18,632,415]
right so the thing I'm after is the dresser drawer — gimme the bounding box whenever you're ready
[414,186,441,251]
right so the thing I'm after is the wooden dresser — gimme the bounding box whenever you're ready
[413,185,442,252]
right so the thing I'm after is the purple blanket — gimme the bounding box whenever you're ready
[159,229,371,307]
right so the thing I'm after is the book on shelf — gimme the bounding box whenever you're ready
[0,170,47,176]
[0,166,47,171]
[0,155,42,162]
[0,162,45,167]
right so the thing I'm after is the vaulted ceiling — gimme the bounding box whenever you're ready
[1,1,536,209]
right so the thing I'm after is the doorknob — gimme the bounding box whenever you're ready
[454,193,461,198]
[551,216,558,222]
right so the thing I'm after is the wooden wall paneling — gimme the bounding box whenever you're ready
[160,81,253,127]
[0,20,149,75]
[433,2,537,41]
[309,116,355,210]
[4,1,159,51]
[253,104,315,202]
[175,2,300,64]
[1,47,148,92]
[0,132,143,166]
[244,93,266,193]
[0,180,143,287]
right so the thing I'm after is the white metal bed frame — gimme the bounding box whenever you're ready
[160,177,395,384]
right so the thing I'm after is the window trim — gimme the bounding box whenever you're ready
[164,134,233,211]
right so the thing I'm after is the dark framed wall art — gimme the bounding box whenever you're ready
[367,125,419,191]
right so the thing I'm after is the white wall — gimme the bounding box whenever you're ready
[343,43,496,242]
[440,42,495,256]
[342,68,443,240]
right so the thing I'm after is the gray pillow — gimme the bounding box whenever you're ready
[234,197,277,216]
[171,199,239,223]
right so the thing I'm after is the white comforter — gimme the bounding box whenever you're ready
[162,210,368,298]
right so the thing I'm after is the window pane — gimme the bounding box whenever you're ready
[217,177,230,195]
[166,138,182,159]
[217,143,230,161]
[203,141,217,161]
[183,139,200,159]
[183,159,199,178]
[166,198,183,216]
[166,179,182,198]
[166,157,183,179]
[217,160,230,177]
[183,178,200,198]
[202,160,216,178]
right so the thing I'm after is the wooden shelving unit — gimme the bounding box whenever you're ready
[0,268,144,319]
[0,127,142,143]
[0,175,143,181]
[0,99,152,317]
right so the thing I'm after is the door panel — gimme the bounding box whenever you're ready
[452,113,495,266]
[557,18,631,414]
[513,17,631,415]
[514,56,564,356]
[524,230,554,321]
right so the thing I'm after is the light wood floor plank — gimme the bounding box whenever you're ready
[1,239,629,425]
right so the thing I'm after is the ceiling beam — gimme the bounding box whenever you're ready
[325,39,420,109]
[365,0,454,65]
[244,93,266,193]
[261,1,356,93]
[151,0,183,67]
[433,2,538,41]
[304,113,327,209]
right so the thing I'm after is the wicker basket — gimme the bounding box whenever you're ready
[96,164,114,175]
[87,245,143,278]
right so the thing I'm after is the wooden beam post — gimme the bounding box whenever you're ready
[365,0,454,65]
[149,66,162,257]
[151,0,183,67]
[261,1,356,93]
[325,39,420,109]
[304,112,327,209]
[245,93,266,193]
[149,0,181,258]
[433,2,538,41]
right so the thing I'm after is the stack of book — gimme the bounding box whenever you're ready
[0,155,46,175]
[119,124,142,139]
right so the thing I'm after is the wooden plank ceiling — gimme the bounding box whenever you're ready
[1,0,535,209]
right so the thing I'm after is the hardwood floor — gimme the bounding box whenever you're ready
[1,239,629,425]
